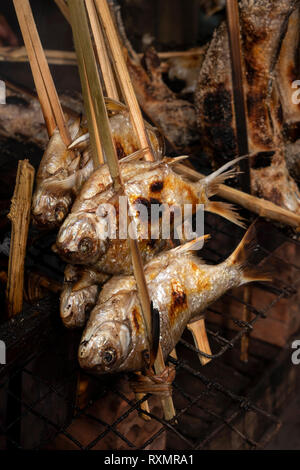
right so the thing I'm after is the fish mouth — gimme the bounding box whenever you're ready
[78,321,131,373]
[56,215,104,264]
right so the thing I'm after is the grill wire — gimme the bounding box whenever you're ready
[0,214,299,450]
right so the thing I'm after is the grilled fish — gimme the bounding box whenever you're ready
[78,224,270,374]
[195,0,300,213]
[32,98,164,229]
[60,265,109,329]
[55,156,245,274]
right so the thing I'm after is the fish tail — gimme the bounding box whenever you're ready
[202,156,247,197]
[229,223,272,283]
[205,201,246,228]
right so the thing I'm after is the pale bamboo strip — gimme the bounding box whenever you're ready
[13,0,56,136]
[0,46,204,65]
[187,318,212,366]
[54,0,71,24]
[69,0,109,169]
[0,46,77,65]
[13,0,71,145]
[85,0,119,101]
[6,160,35,318]
[95,0,176,422]
[95,0,154,163]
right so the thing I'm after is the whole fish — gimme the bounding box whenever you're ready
[60,265,109,329]
[78,224,270,374]
[32,98,164,229]
[55,156,245,274]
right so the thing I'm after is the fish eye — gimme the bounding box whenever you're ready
[55,204,67,222]
[78,237,93,254]
[102,348,116,366]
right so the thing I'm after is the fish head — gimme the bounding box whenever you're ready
[32,186,72,229]
[60,284,99,329]
[55,212,107,264]
[78,294,138,374]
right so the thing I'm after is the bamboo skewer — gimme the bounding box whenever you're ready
[85,0,119,101]
[13,0,71,145]
[95,0,154,163]
[6,160,35,318]
[70,0,175,421]
[54,0,71,24]
[85,0,153,420]
[187,317,212,366]
[0,46,204,65]
[226,0,252,360]
[94,0,176,422]
[0,46,77,65]
[226,0,251,193]
[69,0,108,169]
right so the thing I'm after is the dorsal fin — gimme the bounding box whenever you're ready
[68,132,89,150]
[119,147,149,164]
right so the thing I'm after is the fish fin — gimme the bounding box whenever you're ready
[166,155,190,165]
[202,155,250,197]
[44,174,77,194]
[205,201,246,228]
[69,116,81,140]
[68,132,89,150]
[172,234,210,254]
[68,155,81,172]
[229,223,272,283]
[104,97,127,113]
[119,148,149,163]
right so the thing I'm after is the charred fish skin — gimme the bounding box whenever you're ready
[78,224,270,375]
[195,0,300,213]
[55,158,243,273]
[60,265,109,329]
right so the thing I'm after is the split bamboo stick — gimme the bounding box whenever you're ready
[95,0,154,163]
[187,318,212,366]
[69,0,108,169]
[0,46,204,65]
[85,0,119,101]
[95,0,176,422]
[54,0,71,24]
[85,0,154,420]
[0,46,77,65]
[226,0,252,359]
[6,160,35,318]
[13,0,71,145]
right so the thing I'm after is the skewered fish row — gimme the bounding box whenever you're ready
[55,156,245,275]
[32,98,164,229]
[195,0,300,214]
[78,224,270,375]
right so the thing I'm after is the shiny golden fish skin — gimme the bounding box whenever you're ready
[32,98,164,230]
[78,225,270,374]
[55,157,244,274]
[60,265,109,329]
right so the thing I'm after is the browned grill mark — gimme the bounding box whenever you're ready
[150,181,164,193]
[132,307,142,333]
[168,279,187,324]
[114,141,127,160]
